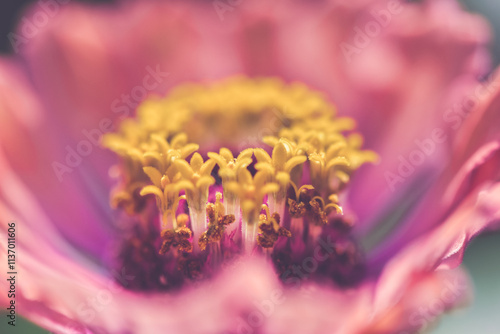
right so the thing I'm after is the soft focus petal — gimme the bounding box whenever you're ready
[365,267,472,334]
[373,180,500,316]
[0,86,114,259]
[315,0,491,227]
[368,63,500,263]
[370,140,500,266]
[454,67,500,161]
[0,59,43,172]
[19,1,223,135]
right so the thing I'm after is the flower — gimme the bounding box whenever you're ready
[1,0,499,334]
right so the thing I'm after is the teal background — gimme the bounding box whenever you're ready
[433,232,500,333]
[1,0,499,333]
[462,0,500,66]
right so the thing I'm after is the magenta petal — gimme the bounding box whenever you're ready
[0,59,44,173]
[367,267,472,334]
[443,141,500,209]
[370,141,500,266]
[0,132,113,259]
[454,67,500,161]
[325,0,491,227]
[374,181,500,317]
[19,0,242,135]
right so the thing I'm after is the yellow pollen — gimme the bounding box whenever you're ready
[102,76,378,254]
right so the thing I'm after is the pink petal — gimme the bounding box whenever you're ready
[368,69,500,258]
[0,101,114,258]
[309,0,491,227]
[17,0,244,143]
[454,67,500,162]
[373,181,500,316]
[365,267,472,334]
[0,58,43,172]
[370,140,500,265]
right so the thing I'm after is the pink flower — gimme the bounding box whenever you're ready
[1,1,499,334]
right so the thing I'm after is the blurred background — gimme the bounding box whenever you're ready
[0,0,499,333]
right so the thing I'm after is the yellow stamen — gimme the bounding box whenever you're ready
[226,168,280,254]
[258,204,291,250]
[254,138,308,219]
[199,193,235,252]
[208,148,254,239]
[102,76,377,256]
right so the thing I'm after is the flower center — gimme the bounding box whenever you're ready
[103,77,377,290]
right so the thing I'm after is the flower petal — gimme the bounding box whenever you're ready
[373,181,500,317]
[283,0,492,227]
[369,140,500,266]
